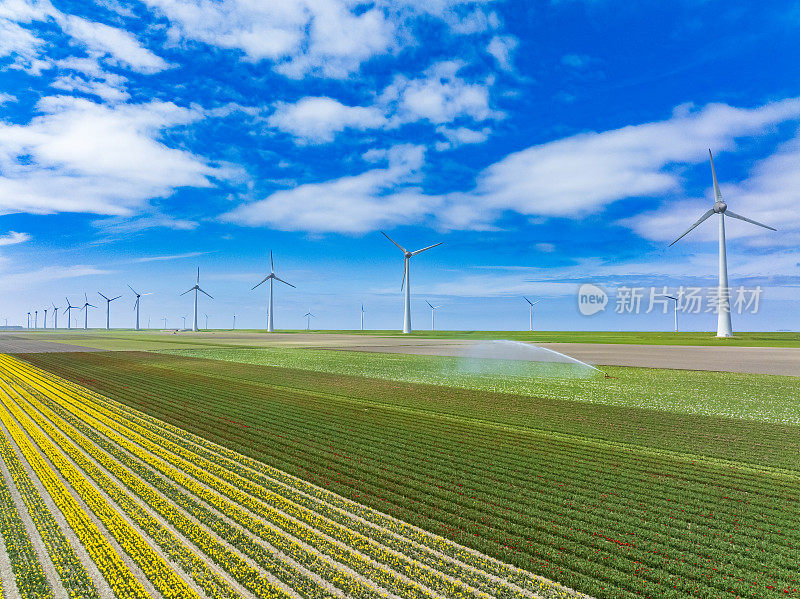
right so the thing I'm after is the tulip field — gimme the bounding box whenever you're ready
[17,349,800,599]
[0,353,588,599]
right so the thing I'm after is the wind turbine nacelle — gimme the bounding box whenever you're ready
[713,201,727,213]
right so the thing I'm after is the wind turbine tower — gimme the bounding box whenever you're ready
[523,296,540,332]
[98,292,121,330]
[27,312,30,329]
[43,308,47,328]
[251,251,295,332]
[64,298,76,329]
[128,285,150,331]
[360,304,365,331]
[180,267,213,332]
[80,293,96,330]
[381,232,442,334]
[34,310,37,328]
[204,313,209,329]
[670,150,776,337]
[52,303,59,329]
[425,301,440,331]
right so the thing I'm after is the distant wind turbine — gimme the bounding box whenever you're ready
[669,150,776,337]
[27,312,30,329]
[523,296,540,332]
[665,295,679,333]
[180,267,213,332]
[98,292,121,330]
[360,304,365,331]
[181,315,187,329]
[425,301,440,331]
[43,308,47,329]
[80,293,96,330]
[251,251,295,332]
[162,316,168,328]
[382,232,442,334]
[232,314,236,330]
[51,303,59,329]
[34,310,37,329]
[204,313,209,329]
[303,309,315,331]
[128,285,151,331]
[64,298,76,330]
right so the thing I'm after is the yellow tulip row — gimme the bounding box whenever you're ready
[1,356,398,599]
[0,381,152,599]
[0,425,52,599]
[0,410,100,599]
[1,354,582,599]
[34,362,575,599]
[8,376,305,599]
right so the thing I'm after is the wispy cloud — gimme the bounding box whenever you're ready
[133,251,208,263]
[0,231,31,246]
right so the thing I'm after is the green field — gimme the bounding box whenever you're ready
[21,349,800,599]
[15,328,800,348]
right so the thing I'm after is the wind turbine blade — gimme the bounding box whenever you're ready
[179,288,193,296]
[251,276,270,290]
[523,296,533,306]
[274,276,296,288]
[110,295,121,301]
[400,264,406,291]
[88,303,97,308]
[426,301,434,309]
[381,231,408,253]
[98,292,109,301]
[410,242,442,256]
[724,210,777,231]
[669,209,714,246]
[665,295,678,300]
[198,287,214,299]
[127,284,138,295]
[270,251,274,273]
[709,149,723,203]
[141,293,153,296]
[196,267,200,284]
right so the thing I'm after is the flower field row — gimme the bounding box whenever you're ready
[19,350,799,599]
[0,353,585,599]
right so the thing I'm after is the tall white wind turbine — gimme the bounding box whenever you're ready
[251,251,295,333]
[34,310,37,328]
[51,303,59,329]
[670,150,776,337]
[128,285,151,331]
[43,308,47,329]
[360,304,365,331]
[27,312,30,329]
[80,293,96,330]
[523,296,540,332]
[180,268,213,332]
[425,301,440,331]
[64,298,76,329]
[381,232,442,334]
[303,309,315,331]
[98,292,121,330]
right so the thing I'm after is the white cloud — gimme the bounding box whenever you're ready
[625,133,800,246]
[487,35,518,71]
[0,264,110,291]
[50,74,130,102]
[382,61,498,125]
[0,95,220,216]
[222,144,440,233]
[442,98,800,227]
[435,125,490,150]
[268,97,386,143]
[0,93,17,105]
[0,230,30,245]
[133,251,207,263]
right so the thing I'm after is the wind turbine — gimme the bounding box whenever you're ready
[360,304,365,331]
[204,313,209,329]
[523,296,540,332]
[381,232,442,334]
[303,309,315,331]
[232,314,236,330]
[425,301,440,331]
[34,310,37,329]
[80,293,96,330]
[27,312,30,329]
[51,303,59,329]
[181,315,187,329]
[43,308,47,329]
[98,292,121,330]
[180,267,213,332]
[670,150,776,337]
[64,298,76,329]
[128,285,151,331]
[162,316,167,328]
[251,251,295,332]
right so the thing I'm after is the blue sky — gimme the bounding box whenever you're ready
[1,0,799,331]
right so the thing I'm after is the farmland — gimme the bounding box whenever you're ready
[20,349,800,599]
[0,353,584,599]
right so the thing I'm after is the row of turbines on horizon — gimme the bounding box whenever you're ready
[20,153,776,337]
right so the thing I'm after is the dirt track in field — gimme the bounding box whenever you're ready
[0,335,103,354]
